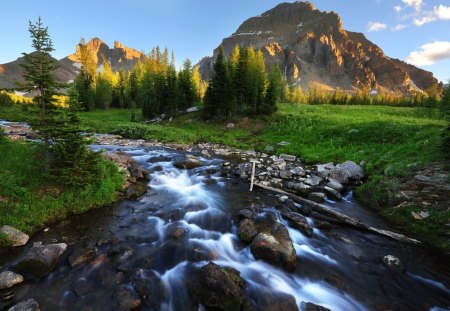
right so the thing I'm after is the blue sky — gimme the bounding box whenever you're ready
[1,0,449,82]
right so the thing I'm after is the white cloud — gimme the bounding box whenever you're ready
[434,5,450,20]
[406,41,450,66]
[402,0,423,11]
[367,22,387,32]
[392,24,406,31]
[413,5,450,26]
[394,5,402,13]
[414,15,436,26]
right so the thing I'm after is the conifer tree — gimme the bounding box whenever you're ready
[441,85,450,158]
[17,17,66,170]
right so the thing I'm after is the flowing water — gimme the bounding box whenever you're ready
[1,145,450,311]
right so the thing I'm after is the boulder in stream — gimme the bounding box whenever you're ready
[194,262,245,311]
[17,242,67,277]
[383,255,404,273]
[243,287,299,311]
[250,222,296,272]
[239,219,258,243]
[0,226,29,247]
[113,284,142,311]
[281,211,313,236]
[300,302,331,311]
[173,155,201,169]
[0,271,24,289]
[7,299,40,311]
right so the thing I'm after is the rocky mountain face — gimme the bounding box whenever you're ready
[0,38,144,89]
[198,1,441,94]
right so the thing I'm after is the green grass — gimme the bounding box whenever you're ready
[0,136,124,234]
[1,103,448,247]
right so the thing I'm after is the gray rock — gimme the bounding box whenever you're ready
[326,180,344,193]
[279,154,296,162]
[0,271,24,289]
[328,167,349,185]
[282,212,313,236]
[300,302,331,311]
[308,192,326,203]
[383,255,404,273]
[239,209,257,220]
[113,284,141,311]
[0,225,29,247]
[239,219,258,243]
[250,223,296,272]
[304,175,323,187]
[316,163,334,178]
[338,160,365,181]
[294,183,313,196]
[173,155,201,169]
[68,247,96,267]
[324,186,342,200]
[171,227,187,239]
[7,299,40,311]
[279,170,293,179]
[194,262,245,311]
[243,287,299,311]
[17,243,67,277]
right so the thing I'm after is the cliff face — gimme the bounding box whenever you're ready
[198,1,441,93]
[0,38,144,88]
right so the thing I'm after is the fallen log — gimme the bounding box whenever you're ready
[254,183,421,245]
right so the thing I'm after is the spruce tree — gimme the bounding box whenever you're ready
[17,17,66,170]
[441,85,450,158]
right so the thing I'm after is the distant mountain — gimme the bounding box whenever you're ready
[0,38,145,89]
[198,1,442,94]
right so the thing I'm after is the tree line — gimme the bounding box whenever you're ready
[73,41,206,119]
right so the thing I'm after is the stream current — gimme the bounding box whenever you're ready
[1,145,449,310]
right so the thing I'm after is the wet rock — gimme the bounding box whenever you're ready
[132,269,167,310]
[250,223,296,272]
[243,287,298,311]
[194,262,245,311]
[383,255,404,273]
[125,183,148,200]
[0,226,29,247]
[304,175,323,187]
[173,155,201,169]
[281,212,313,236]
[201,149,211,158]
[280,170,293,179]
[73,278,96,297]
[108,245,134,264]
[147,155,171,163]
[298,204,312,216]
[239,209,257,220]
[127,163,149,181]
[17,243,67,277]
[171,227,187,239]
[338,161,365,182]
[7,299,40,311]
[308,192,326,203]
[326,180,344,193]
[68,247,96,267]
[324,186,342,200]
[328,167,349,185]
[239,219,258,243]
[300,302,331,311]
[0,271,24,289]
[113,284,141,311]
[279,154,296,162]
[294,183,313,196]
[316,163,334,178]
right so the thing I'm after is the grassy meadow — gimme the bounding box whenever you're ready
[0,102,448,247]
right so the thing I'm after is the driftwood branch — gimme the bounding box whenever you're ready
[254,183,421,245]
[249,161,256,192]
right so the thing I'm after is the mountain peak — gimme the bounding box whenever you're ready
[198,1,438,94]
[114,40,123,49]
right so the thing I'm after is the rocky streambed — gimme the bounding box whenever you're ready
[0,126,449,310]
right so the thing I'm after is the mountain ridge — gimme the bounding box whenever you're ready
[198,1,442,94]
[0,38,144,89]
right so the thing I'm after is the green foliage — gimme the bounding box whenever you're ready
[49,87,108,187]
[0,138,124,233]
[0,92,14,107]
[111,125,150,139]
[440,85,450,158]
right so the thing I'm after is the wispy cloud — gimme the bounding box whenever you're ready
[367,22,387,32]
[394,5,402,13]
[413,5,450,26]
[406,41,450,66]
[402,0,423,12]
[392,24,406,31]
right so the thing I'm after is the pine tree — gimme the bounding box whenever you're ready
[50,86,106,187]
[75,38,97,111]
[262,67,280,115]
[17,17,66,171]
[441,85,450,158]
